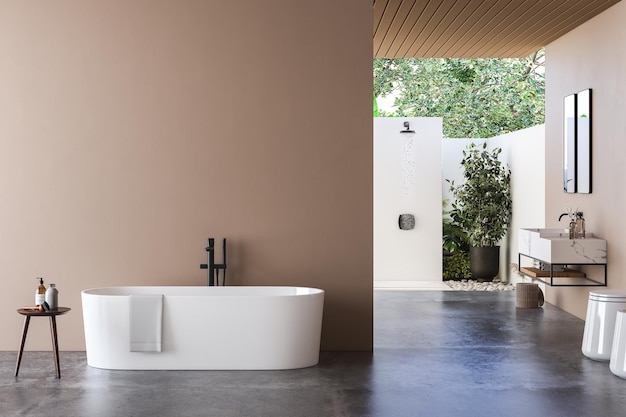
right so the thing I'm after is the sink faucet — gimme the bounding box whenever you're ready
[200,238,227,286]
[558,213,577,239]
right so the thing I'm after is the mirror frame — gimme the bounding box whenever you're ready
[577,89,592,193]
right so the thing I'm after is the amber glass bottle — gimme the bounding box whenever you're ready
[35,277,46,306]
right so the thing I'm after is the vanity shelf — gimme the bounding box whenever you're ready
[519,266,586,278]
[518,253,607,287]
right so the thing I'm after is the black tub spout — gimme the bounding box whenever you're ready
[200,238,227,286]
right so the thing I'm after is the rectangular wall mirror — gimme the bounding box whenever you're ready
[577,89,592,193]
[563,94,577,193]
[563,89,593,194]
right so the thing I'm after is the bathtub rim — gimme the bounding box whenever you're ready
[81,285,324,297]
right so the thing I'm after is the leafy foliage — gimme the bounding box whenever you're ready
[443,252,472,280]
[442,200,471,279]
[442,218,469,254]
[373,51,545,138]
[442,200,469,254]
[448,143,512,247]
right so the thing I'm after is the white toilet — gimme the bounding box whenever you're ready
[609,310,626,378]
[582,289,626,361]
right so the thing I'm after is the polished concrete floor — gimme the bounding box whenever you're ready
[2,291,625,417]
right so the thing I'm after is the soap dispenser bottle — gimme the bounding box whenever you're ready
[575,212,586,239]
[35,277,46,306]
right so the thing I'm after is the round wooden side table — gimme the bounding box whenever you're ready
[15,307,71,378]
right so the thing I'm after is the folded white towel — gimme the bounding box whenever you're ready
[129,294,163,352]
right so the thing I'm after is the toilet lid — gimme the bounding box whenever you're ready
[589,289,626,301]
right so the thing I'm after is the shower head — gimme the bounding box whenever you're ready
[400,121,415,133]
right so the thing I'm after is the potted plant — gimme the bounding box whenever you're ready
[448,142,512,281]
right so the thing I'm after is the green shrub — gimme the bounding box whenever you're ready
[443,252,472,280]
[442,199,470,253]
[443,216,469,254]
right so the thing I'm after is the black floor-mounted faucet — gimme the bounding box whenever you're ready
[200,238,227,286]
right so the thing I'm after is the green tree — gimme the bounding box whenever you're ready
[373,50,544,138]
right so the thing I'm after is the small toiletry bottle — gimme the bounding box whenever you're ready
[45,283,58,310]
[575,212,586,239]
[569,220,576,239]
[35,277,46,306]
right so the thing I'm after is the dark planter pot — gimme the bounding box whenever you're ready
[469,246,500,281]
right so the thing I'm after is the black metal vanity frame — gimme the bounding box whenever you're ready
[518,253,607,287]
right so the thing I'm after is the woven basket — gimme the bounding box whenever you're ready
[516,283,544,308]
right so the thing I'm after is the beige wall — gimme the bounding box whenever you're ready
[545,1,626,318]
[0,1,373,351]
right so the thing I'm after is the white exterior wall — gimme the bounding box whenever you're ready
[493,125,546,283]
[442,126,546,282]
[374,118,443,282]
[375,118,545,284]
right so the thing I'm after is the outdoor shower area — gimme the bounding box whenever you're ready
[373,117,546,287]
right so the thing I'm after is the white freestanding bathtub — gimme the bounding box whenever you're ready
[81,286,324,370]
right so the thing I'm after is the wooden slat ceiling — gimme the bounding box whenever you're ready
[374,0,622,58]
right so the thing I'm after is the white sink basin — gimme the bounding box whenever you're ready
[521,227,595,239]
[519,228,607,264]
